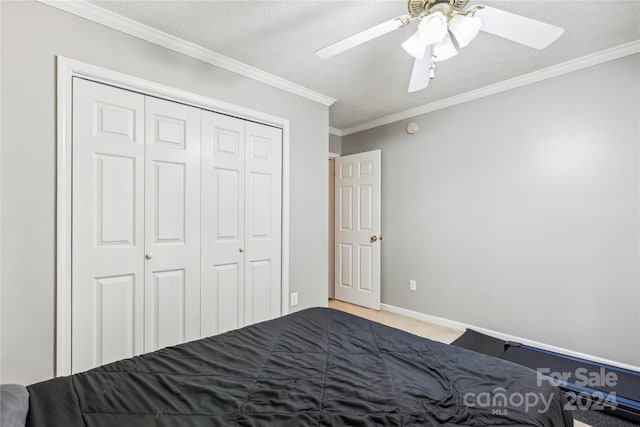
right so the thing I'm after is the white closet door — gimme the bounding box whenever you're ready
[201,112,246,336]
[244,122,282,325]
[144,97,201,352]
[72,79,283,369]
[72,78,145,373]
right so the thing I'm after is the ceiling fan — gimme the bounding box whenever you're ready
[316,0,564,93]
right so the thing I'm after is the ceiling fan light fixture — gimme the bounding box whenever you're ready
[402,32,427,60]
[317,2,565,96]
[432,34,458,62]
[417,11,448,45]
[448,14,482,47]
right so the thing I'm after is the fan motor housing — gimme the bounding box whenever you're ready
[407,0,427,17]
[407,0,470,17]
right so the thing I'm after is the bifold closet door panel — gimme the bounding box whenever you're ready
[244,122,282,326]
[72,78,145,373]
[144,96,201,352]
[201,111,246,337]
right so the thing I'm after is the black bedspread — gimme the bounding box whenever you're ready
[27,308,572,426]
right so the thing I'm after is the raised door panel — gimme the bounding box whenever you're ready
[216,169,240,240]
[94,275,136,367]
[340,244,353,289]
[152,114,186,150]
[358,246,372,292]
[210,263,242,334]
[95,154,137,246]
[152,161,186,243]
[201,112,245,337]
[148,269,186,349]
[248,173,272,239]
[144,96,201,352]
[340,185,353,231]
[94,102,138,143]
[72,78,145,374]
[358,184,373,232]
[244,122,282,324]
[244,260,272,325]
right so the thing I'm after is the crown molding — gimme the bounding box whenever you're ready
[329,127,345,137]
[337,40,640,136]
[38,0,337,107]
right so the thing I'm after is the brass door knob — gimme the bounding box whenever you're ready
[370,236,378,243]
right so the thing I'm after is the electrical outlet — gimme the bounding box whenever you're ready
[290,292,298,306]
[409,280,417,291]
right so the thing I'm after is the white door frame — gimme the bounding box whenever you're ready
[327,153,339,300]
[56,56,291,377]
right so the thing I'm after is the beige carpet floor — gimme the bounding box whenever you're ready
[328,299,590,427]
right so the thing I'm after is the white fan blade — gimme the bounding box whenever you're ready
[475,6,564,49]
[408,46,432,93]
[316,16,408,59]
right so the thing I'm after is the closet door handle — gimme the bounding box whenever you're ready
[239,247,244,253]
[145,253,153,260]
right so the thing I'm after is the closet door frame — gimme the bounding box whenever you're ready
[55,56,291,377]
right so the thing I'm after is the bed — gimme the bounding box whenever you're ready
[25,308,572,426]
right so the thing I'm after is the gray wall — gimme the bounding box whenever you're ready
[342,54,640,366]
[329,133,342,155]
[0,1,329,384]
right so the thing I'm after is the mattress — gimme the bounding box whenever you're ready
[26,308,572,426]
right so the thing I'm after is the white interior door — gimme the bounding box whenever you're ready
[201,112,246,336]
[244,122,282,326]
[143,97,201,352]
[72,78,145,373]
[334,150,381,310]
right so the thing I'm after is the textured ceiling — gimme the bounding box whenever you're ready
[92,1,640,130]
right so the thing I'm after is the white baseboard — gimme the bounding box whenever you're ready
[380,303,640,373]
